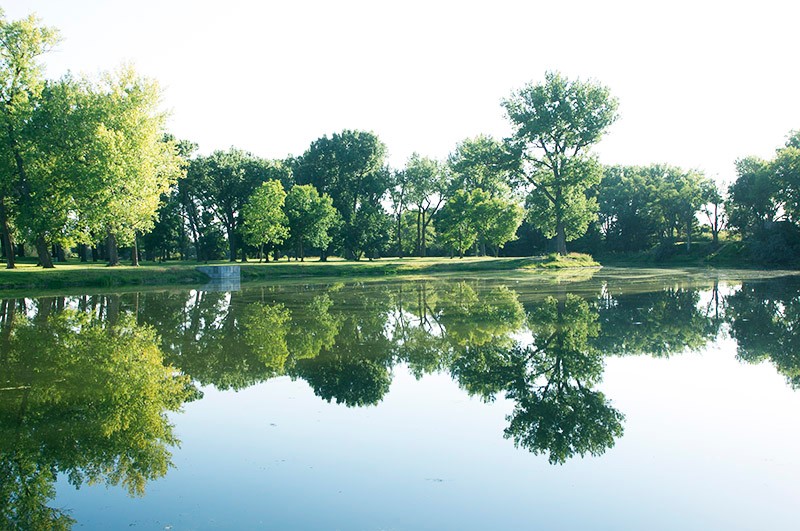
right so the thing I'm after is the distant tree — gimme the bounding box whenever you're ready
[284,184,338,261]
[388,168,410,257]
[437,190,479,258]
[503,71,618,255]
[727,157,780,238]
[473,191,525,256]
[0,11,59,268]
[598,166,662,252]
[700,180,727,246]
[189,149,283,262]
[448,134,516,198]
[241,180,289,260]
[293,130,390,260]
[346,204,391,260]
[404,153,449,257]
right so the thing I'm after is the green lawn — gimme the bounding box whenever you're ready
[0,254,600,294]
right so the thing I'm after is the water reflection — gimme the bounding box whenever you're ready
[2,274,800,525]
[0,301,194,529]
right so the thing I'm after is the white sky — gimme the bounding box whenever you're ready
[6,0,800,186]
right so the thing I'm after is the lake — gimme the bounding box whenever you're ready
[1,267,799,530]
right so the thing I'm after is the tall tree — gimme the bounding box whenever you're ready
[85,68,183,265]
[293,130,389,260]
[404,153,448,257]
[189,149,282,262]
[0,11,59,268]
[727,157,780,238]
[284,184,338,261]
[241,180,289,260]
[447,134,516,198]
[502,71,618,255]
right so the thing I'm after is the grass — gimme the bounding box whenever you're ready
[0,254,602,294]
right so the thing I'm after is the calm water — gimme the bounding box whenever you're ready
[2,268,800,530]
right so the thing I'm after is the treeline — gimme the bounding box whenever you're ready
[2,11,798,269]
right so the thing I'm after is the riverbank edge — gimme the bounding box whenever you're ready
[0,254,600,295]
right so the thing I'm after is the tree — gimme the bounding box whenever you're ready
[293,130,390,260]
[388,168,410,257]
[437,190,478,258]
[404,153,448,257]
[727,157,780,238]
[0,11,59,268]
[189,149,283,262]
[284,184,338,261]
[472,190,524,256]
[447,134,516,198]
[85,67,183,266]
[502,71,618,255]
[241,180,289,260]
[700,180,727,246]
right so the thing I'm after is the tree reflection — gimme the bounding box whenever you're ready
[0,308,193,529]
[726,277,800,387]
[453,294,623,464]
[6,272,797,479]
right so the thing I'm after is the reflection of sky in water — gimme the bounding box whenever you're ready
[56,338,800,531]
[2,269,795,529]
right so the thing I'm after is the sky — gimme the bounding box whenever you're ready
[5,0,800,185]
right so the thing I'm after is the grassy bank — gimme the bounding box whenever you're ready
[0,254,600,294]
[598,241,800,269]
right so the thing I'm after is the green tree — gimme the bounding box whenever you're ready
[502,71,618,255]
[293,130,390,260]
[241,180,289,260]
[472,190,524,256]
[89,67,183,266]
[0,11,59,268]
[189,149,284,262]
[437,189,478,258]
[284,184,338,261]
[404,153,449,257]
[0,309,193,527]
[448,134,516,198]
[727,156,781,238]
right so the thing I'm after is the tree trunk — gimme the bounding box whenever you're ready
[226,226,236,262]
[92,245,99,262]
[712,204,719,245]
[0,199,15,269]
[421,211,427,257]
[79,243,88,262]
[685,220,692,252]
[555,221,567,256]
[131,234,140,266]
[397,213,403,258]
[35,236,55,268]
[416,209,422,256]
[55,244,66,262]
[320,247,328,262]
[106,233,120,266]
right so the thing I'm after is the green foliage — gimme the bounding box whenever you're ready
[448,134,516,198]
[189,149,286,261]
[503,71,618,255]
[598,164,713,253]
[284,184,338,260]
[293,130,390,259]
[437,189,524,257]
[242,180,289,251]
[0,307,193,526]
[400,153,449,257]
[437,190,478,257]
